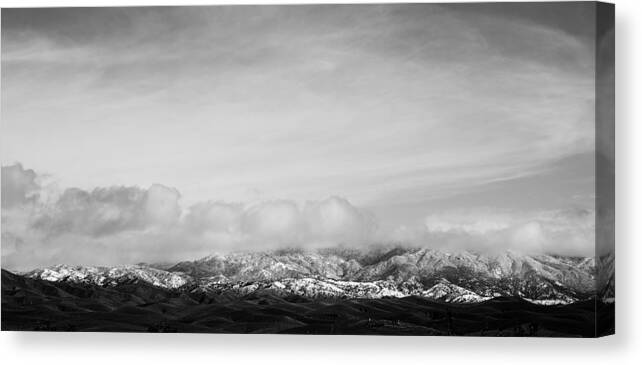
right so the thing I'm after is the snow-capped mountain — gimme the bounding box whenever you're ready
[193,276,493,303]
[168,247,595,297]
[27,264,193,289]
[196,277,410,299]
[597,252,615,303]
[421,279,491,303]
[25,246,603,305]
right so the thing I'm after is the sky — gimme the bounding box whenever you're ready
[1,3,604,270]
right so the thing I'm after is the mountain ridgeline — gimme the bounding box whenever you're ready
[23,247,610,305]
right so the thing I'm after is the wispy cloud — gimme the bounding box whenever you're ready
[2,5,595,208]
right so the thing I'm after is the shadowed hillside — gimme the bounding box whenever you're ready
[1,269,613,336]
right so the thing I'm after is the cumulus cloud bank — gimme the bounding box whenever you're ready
[1,164,380,269]
[32,185,181,237]
[392,208,594,256]
[1,163,596,270]
[1,163,39,208]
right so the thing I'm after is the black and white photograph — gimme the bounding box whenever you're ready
[1,2,614,338]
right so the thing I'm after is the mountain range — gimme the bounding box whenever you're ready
[23,246,610,305]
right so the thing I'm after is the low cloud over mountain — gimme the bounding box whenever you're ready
[2,163,595,270]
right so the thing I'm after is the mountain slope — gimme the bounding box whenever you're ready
[23,247,598,304]
[3,268,612,336]
[27,264,193,289]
